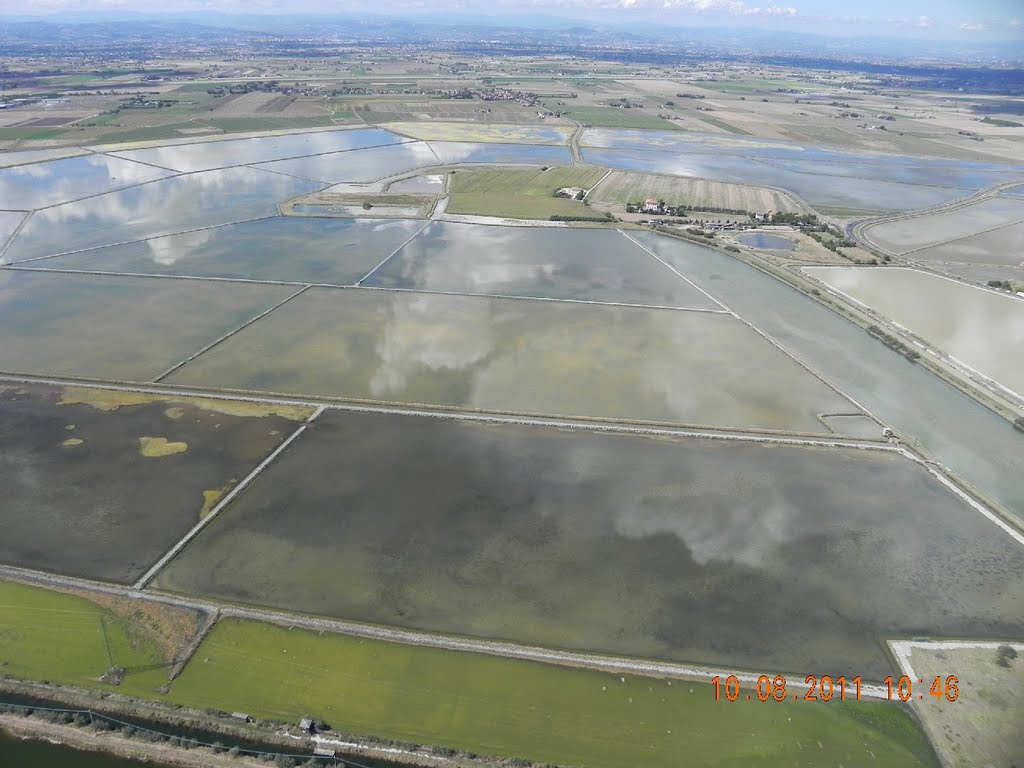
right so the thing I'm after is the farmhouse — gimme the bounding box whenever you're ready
[643,198,663,213]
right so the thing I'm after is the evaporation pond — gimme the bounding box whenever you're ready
[806,266,1024,397]
[0,154,174,209]
[168,287,854,433]
[0,383,310,583]
[364,222,721,308]
[0,271,295,380]
[109,127,406,173]
[254,142,438,184]
[155,408,1024,677]
[2,168,321,262]
[40,217,426,285]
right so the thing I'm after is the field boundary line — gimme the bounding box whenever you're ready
[630,229,884,424]
[618,229,733,312]
[582,168,612,200]
[0,215,279,265]
[356,283,731,313]
[0,563,891,699]
[0,211,33,261]
[0,371,896,447]
[152,285,312,383]
[132,405,326,590]
[355,220,433,284]
[898,217,1024,257]
[2,264,311,287]
[29,172,186,213]
[91,150,181,175]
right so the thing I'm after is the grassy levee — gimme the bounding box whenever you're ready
[169,618,938,768]
[0,580,187,697]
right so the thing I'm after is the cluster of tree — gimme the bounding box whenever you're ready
[767,212,820,227]
[1014,417,1024,434]
[553,189,587,200]
[549,213,614,222]
[996,643,1018,667]
[987,279,1020,292]
[686,228,715,239]
[866,325,920,361]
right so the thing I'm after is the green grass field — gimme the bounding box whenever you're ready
[546,105,683,130]
[0,580,180,697]
[446,166,607,218]
[170,618,938,768]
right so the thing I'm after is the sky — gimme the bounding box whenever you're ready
[1,0,1022,41]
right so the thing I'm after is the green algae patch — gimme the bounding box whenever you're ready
[138,436,188,458]
[59,385,312,422]
[200,487,228,519]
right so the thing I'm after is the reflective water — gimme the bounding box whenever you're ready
[109,127,405,172]
[387,173,445,193]
[0,154,174,209]
[39,217,425,285]
[169,287,853,432]
[0,146,88,168]
[630,231,1024,518]
[0,730,172,768]
[157,408,1024,677]
[582,128,1024,189]
[805,266,1024,397]
[2,168,322,262]
[0,210,25,249]
[582,148,965,212]
[864,196,1024,253]
[913,223,1024,267]
[364,222,720,308]
[254,141,439,183]
[429,141,573,167]
[0,271,294,381]
[736,232,795,250]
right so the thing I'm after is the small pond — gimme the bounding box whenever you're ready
[737,232,795,250]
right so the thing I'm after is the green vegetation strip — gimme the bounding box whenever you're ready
[447,166,607,219]
[170,618,938,768]
[0,580,171,697]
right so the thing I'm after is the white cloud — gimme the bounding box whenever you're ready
[1009,18,1021,28]
[742,5,796,16]
[959,21,986,31]
[913,15,931,28]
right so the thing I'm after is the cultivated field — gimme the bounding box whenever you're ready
[168,617,939,768]
[155,409,1024,677]
[0,579,199,695]
[542,104,682,130]
[588,170,804,213]
[445,165,607,219]
[0,383,309,582]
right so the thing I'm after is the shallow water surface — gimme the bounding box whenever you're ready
[0,154,174,209]
[365,222,720,307]
[156,409,1024,677]
[805,266,1024,397]
[169,287,853,432]
[109,127,405,172]
[39,216,425,285]
[2,168,321,261]
[736,232,795,250]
